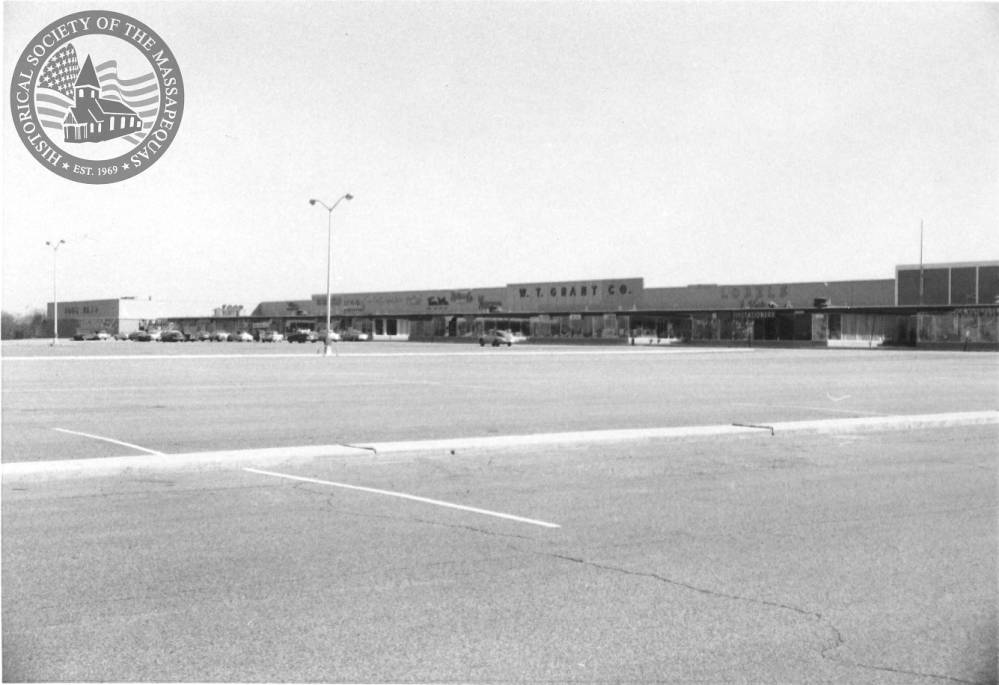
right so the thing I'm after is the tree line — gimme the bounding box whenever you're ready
[1,310,48,339]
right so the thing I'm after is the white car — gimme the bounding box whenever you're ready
[233,331,254,342]
[340,328,369,341]
[478,329,515,347]
[261,331,284,343]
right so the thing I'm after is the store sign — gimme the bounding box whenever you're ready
[213,304,243,317]
[507,278,643,312]
[734,310,775,319]
[721,284,791,309]
[317,289,506,315]
[63,304,102,315]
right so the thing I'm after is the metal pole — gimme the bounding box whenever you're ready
[918,219,924,306]
[310,194,352,357]
[326,209,333,357]
[46,240,65,346]
[52,247,58,346]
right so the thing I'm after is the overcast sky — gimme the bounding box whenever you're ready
[3,1,997,314]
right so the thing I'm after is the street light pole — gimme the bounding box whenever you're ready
[45,240,66,346]
[309,194,353,356]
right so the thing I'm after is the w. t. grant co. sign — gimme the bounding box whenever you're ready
[507,278,643,313]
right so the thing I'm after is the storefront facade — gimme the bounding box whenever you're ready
[48,262,999,349]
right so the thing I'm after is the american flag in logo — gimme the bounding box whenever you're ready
[37,43,80,98]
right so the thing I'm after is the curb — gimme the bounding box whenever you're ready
[3,411,997,482]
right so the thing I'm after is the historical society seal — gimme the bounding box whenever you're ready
[9,10,183,184]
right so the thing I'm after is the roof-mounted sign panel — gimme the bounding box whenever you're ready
[506,278,644,313]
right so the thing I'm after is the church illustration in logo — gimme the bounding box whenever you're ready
[62,55,143,143]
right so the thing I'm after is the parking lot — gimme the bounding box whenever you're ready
[2,342,997,682]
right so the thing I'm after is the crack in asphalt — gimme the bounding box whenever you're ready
[823,656,986,685]
[546,553,983,685]
[548,552,825,619]
[313,492,991,685]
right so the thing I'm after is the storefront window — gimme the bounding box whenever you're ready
[828,314,841,340]
[691,314,717,341]
[811,314,828,341]
[919,309,998,343]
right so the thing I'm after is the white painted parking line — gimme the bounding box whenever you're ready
[243,467,561,529]
[52,428,164,455]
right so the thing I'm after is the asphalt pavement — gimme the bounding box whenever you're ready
[2,343,996,682]
[3,342,997,462]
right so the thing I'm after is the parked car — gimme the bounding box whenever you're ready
[128,330,152,342]
[160,330,186,342]
[339,328,369,341]
[261,331,284,343]
[287,329,318,343]
[211,331,231,342]
[189,331,211,342]
[113,332,130,341]
[479,329,515,347]
[73,330,110,341]
[233,331,254,342]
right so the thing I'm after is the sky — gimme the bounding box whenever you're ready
[3,1,998,315]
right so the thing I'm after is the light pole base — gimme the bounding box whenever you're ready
[324,343,334,356]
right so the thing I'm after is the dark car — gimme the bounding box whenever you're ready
[160,330,186,342]
[287,329,318,343]
[128,330,152,342]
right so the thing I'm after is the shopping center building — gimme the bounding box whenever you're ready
[47,261,999,349]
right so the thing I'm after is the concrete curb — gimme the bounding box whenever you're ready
[3,411,997,482]
[2,347,755,362]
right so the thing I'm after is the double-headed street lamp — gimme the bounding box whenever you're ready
[308,193,353,356]
[45,239,66,346]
